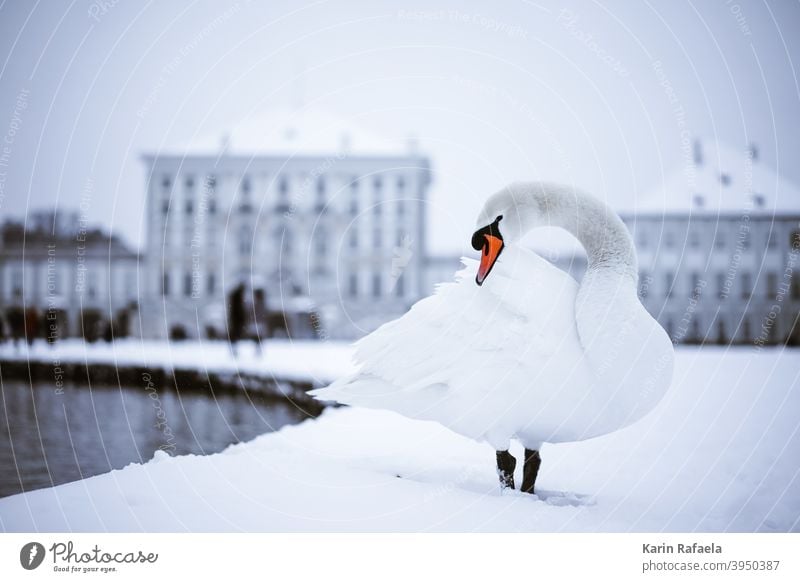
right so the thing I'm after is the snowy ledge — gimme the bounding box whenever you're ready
[0,339,356,389]
[0,347,798,532]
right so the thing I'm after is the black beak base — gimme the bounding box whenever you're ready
[471,215,504,251]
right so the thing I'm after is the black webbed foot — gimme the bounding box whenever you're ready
[496,450,516,490]
[521,449,541,494]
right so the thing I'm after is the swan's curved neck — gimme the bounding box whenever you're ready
[512,183,637,279]
[504,183,641,360]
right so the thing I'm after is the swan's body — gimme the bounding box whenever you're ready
[311,182,674,491]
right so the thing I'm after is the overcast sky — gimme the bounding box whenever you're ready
[1,0,799,253]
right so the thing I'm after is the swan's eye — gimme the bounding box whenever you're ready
[496,215,503,222]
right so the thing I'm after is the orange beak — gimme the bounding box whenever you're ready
[476,234,504,285]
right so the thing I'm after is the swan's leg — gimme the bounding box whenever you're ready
[495,450,516,490]
[521,449,541,494]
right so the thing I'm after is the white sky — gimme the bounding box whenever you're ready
[1,0,799,254]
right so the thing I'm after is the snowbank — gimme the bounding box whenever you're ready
[0,339,355,385]
[0,347,798,532]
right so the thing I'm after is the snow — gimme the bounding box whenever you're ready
[1,347,797,532]
[620,140,800,216]
[158,108,412,158]
[0,339,355,385]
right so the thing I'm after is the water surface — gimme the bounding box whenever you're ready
[0,380,311,498]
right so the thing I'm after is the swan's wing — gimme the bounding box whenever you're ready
[311,247,580,412]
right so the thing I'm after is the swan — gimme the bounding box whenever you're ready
[311,182,674,494]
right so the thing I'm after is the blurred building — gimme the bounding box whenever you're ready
[0,210,140,341]
[621,140,800,345]
[141,109,432,340]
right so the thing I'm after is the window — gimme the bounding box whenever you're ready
[281,230,292,256]
[316,228,327,260]
[396,175,405,193]
[792,274,800,300]
[373,229,382,248]
[184,272,192,297]
[714,232,724,249]
[665,272,674,298]
[742,317,752,341]
[767,273,777,298]
[768,230,776,249]
[279,176,289,197]
[162,175,172,190]
[239,227,251,256]
[741,273,752,299]
[185,175,195,190]
[349,178,359,215]
[186,199,193,215]
[373,176,382,215]
[372,272,382,298]
[162,272,169,296]
[717,273,726,299]
[87,271,98,299]
[719,172,731,186]
[208,198,217,215]
[240,176,252,213]
[207,273,215,295]
[348,273,358,297]
[349,230,358,249]
[791,231,800,250]
[12,269,22,298]
[690,272,700,294]
[162,200,169,215]
[689,230,700,248]
[664,231,675,248]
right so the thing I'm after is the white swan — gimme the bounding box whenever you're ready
[311,182,674,493]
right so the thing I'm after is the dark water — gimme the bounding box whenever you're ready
[0,380,312,498]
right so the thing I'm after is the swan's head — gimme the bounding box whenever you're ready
[472,184,538,285]
[471,214,504,286]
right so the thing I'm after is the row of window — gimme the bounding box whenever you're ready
[2,266,135,302]
[235,227,410,258]
[636,229,800,251]
[640,271,800,300]
[160,173,411,217]
[663,312,799,344]
[161,271,406,300]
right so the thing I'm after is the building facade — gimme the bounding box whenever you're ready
[141,110,432,340]
[621,141,800,345]
[0,210,140,341]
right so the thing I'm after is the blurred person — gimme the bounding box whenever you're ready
[252,288,269,357]
[0,310,8,345]
[7,307,25,349]
[227,283,246,357]
[24,306,39,347]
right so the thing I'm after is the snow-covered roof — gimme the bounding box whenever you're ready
[625,141,800,217]
[162,108,417,158]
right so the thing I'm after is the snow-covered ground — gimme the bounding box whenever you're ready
[0,347,798,532]
[0,339,355,384]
